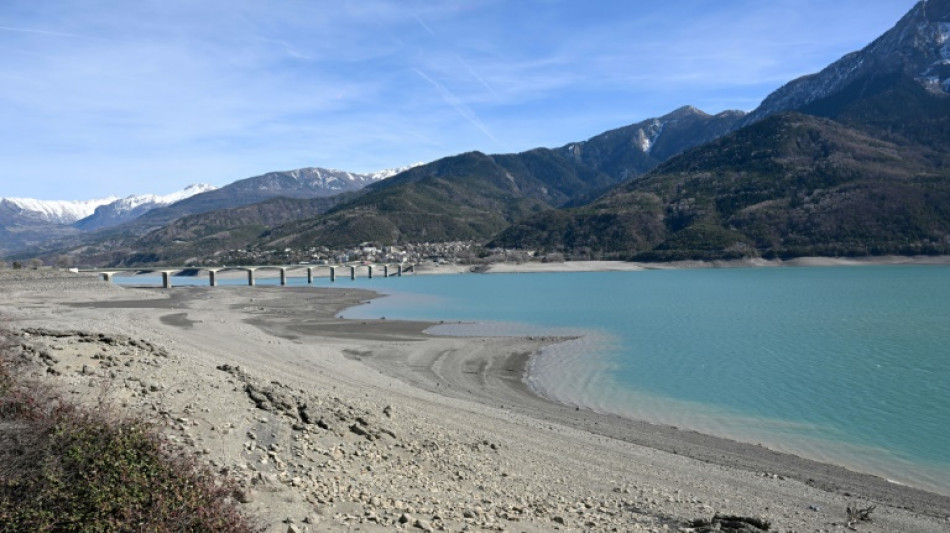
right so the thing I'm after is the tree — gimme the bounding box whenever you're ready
[55,255,73,269]
[29,258,43,270]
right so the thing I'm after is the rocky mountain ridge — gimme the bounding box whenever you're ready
[744,0,950,124]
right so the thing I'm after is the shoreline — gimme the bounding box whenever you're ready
[413,254,950,275]
[353,323,950,516]
[3,271,948,531]
[230,283,950,515]
[88,267,950,499]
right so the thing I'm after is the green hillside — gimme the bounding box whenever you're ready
[491,113,950,260]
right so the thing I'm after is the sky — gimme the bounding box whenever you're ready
[0,0,920,201]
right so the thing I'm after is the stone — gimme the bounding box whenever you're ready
[414,519,434,532]
[349,423,372,439]
[235,488,255,504]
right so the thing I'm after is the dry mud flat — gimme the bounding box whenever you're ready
[1,270,948,532]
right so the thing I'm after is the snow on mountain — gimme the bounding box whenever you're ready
[634,119,664,154]
[0,196,119,224]
[366,163,425,181]
[277,163,424,191]
[108,184,218,215]
[2,183,217,228]
[73,183,218,231]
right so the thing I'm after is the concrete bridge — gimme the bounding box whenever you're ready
[82,263,414,289]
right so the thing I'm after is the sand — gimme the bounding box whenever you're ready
[2,269,948,532]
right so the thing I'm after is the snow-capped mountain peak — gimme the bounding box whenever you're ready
[366,162,425,181]
[72,183,218,230]
[0,196,119,225]
[1,183,217,228]
[249,163,426,194]
[105,183,217,213]
[157,183,217,205]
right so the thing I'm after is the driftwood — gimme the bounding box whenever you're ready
[846,504,876,527]
[690,513,771,532]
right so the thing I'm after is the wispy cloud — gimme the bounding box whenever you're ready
[456,55,500,100]
[0,24,101,41]
[0,0,919,199]
[413,69,501,145]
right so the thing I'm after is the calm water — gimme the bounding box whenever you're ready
[119,266,950,495]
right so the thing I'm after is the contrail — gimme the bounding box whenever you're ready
[413,14,435,36]
[0,25,102,41]
[457,55,499,99]
[414,68,500,145]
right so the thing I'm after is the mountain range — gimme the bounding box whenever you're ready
[492,0,950,260]
[4,0,950,266]
[0,165,418,257]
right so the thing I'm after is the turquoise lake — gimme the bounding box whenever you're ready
[119,265,950,495]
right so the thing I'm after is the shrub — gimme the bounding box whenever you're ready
[0,326,260,533]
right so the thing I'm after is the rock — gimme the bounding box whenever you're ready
[399,513,412,524]
[349,423,372,439]
[298,404,317,424]
[246,385,272,410]
[414,518,434,532]
[234,488,255,503]
[286,525,301,533]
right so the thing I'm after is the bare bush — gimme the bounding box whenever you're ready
[0,322,261,532]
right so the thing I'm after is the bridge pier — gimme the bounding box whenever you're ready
[383,265,389,278]
[367,265,373,279]
[397,264,403,277]
[329,266,336,282]
[208,269,219,287]
[161,271,172,289]
[100,272,115,283]
[349,266,356,280]
[306,267,314,284]
[247,268,256,286]
[279,267,287,286]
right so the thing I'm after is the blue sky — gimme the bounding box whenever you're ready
[1,0,918,201]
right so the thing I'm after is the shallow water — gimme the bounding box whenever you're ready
[119,265,950,495]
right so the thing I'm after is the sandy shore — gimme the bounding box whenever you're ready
[2,270,948,532]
